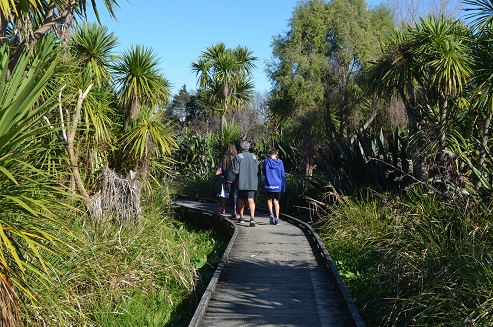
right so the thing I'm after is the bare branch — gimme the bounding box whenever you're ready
[43,115,65,143]
[70,84,93,141]
[58,84,67,141]
[8,1,78,71]
[66,84,93,206]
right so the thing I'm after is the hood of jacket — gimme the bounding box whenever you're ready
[265,157,281,170]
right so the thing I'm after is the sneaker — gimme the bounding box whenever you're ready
[249,217,256,227]
[269,213,275,225]
[237,217,244,224]
[218,208,226,214]
[274,219,280,225]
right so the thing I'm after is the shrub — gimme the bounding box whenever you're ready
[316,188,493,326]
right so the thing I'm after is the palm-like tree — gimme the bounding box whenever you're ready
[369,15,472,152]
[413,15,472,151]
[191,42,257,132]
[70,22,119,86]
[112,45,170,128]
[67,21,119,139]
[368,27,419,138]
[121,108,178,182]
[68,22,119,175]
[229,76,255,120]
[464,0,493,31]
[0,0,119,23]
[44,22,119,196]
[465,0,493,169]
[0,37,63,325]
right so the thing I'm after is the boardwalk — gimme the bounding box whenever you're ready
[174,199,362,327]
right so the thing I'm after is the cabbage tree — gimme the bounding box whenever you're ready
[191,42,256,132]
[112,45,170,129]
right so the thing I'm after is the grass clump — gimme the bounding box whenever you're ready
[315,188,493,326]
[24,186,226,326]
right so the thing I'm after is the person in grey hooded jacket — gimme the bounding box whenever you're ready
[233,140,259,226]
[262,148,286,225]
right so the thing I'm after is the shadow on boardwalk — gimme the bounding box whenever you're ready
[174,198,363,327]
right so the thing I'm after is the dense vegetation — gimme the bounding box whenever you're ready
[0,1,226,326]
[27,189,226,326]
[1,0,493,326]
[316,189,493,326]
[169,0,493,325]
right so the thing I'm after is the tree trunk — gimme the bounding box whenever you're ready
[0,276,22,327]
[480,110,493,167]
[67,136,90,206]
[305,158,316,177]
[400,89,417,140]
[8,1,77,72]
[125,96,140,131]
[400,88,421,179]
[439,96,448,152]
[221,113,226,135]
[66,86,93,209]
[69,175,76,193]
[476,110,493,190]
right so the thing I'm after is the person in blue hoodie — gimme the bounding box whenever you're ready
[262,148,286,225]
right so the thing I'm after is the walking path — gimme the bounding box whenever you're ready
[174,199,362,327]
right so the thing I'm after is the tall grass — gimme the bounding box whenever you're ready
[23,185,226,326]
[316,188,493,326]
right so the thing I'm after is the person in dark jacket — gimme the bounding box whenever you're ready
[233,140,259,226]
[262,148,286,225]
[216,143,237,217]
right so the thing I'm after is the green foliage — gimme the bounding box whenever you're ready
[267,0,395,174]
[316,188,493,326]
[70,22,119,86]
[25,185,227,326]
[0,37,70,322]
[170,128,222,198]
[0,1,121,55]
[453,136,493,195]
[191,42,257,119]
[221,120,241,149]
[174,128,220,179]
[167,84,190,123]
[414,15,472,97]
[42,22,122,192]
[315,128,412,195]
[252,127,300,174]
[121,108,178,179]
[464,0,493,31]
[56,77,119,185]
[112,44,170,122]
[368,14,474,183]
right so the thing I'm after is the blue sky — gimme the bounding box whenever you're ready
[87,0,381,95]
